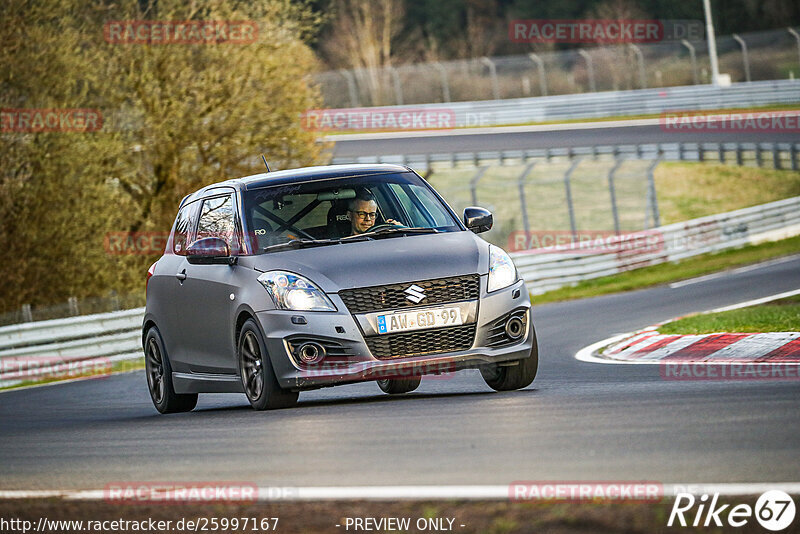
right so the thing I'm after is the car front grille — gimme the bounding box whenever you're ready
[365,324,476,360]
[338,275,480,314]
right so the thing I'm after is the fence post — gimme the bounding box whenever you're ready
[792,143,799,171]
[629,44,647,89]
[718,143,725,163]
[338,69,360,107]
[736,144,744,166]
[564,157,582,242]
[21,304,33,323]
[773,144,782,169]
[528,53,548,96]
[470,167,488,206]
[517,162,536,237]
[646,155,662,229]
[68,296,79,316]
[433,62,451,103]
[480,57,500,100]
[732,34,751,82]
[698,143,705,162]
[788,28,800,74]
[756,144,763,167]
[388,66,404,105]
[578,50,597,92]
[681,39,699,84]
[608,158,624,235]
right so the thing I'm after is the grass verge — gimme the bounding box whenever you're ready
[659,295,800,334]
[533,235,800,305]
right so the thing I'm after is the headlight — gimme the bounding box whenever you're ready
[257,271,336,311]
[488,245,517,293]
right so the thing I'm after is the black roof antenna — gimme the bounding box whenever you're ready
[261,154,270,172]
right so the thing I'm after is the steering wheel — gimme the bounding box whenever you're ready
[368,222,404,232]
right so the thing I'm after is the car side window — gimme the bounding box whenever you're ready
[172,202,197,255]
[197,195,235,245]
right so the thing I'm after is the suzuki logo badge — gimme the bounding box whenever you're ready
[404,284,426,303]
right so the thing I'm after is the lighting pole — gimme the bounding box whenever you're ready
[703,0,721,85]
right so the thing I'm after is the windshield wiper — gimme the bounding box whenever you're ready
[262,235,373,253]
[361,226,440,239]
[262,238,337,253]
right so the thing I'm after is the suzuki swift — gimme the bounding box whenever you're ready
[143,164,537,413]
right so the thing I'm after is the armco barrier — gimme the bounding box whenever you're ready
[321,79,800,128]
[0,308,143,386]
[514,196,800,294]
[1,197,798,385]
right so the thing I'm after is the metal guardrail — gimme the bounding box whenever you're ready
[1,196,798,386]
[322,79,800,128]
[333,141,800,171]
[513,196,800,294]
[0,309,143,386]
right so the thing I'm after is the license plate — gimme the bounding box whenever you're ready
[377,307,463,334]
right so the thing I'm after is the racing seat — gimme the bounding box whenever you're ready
[326,200,352,238]
[251,218,274,250]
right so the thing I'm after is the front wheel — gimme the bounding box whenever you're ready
[480,327,538,391]
[144,327,198,414]
[238,319,298,410]
[377,376,421,394]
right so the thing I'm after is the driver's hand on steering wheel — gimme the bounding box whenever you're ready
[383,219,404,226]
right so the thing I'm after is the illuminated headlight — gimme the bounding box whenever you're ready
[257,271,336,311]
[487,245,518,293]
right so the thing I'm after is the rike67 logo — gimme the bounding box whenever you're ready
[668,490,796,531]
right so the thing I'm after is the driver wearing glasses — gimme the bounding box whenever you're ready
[347,189,401,235]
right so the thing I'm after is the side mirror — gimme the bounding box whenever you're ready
[186,237,234,265]
[463,207,493,234]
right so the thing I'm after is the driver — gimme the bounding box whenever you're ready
[347,189,400,235]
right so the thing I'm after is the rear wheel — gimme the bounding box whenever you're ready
[377,376,421,394]
[481,327,538,391]
[238,319,298,410]
[144,327,197,414]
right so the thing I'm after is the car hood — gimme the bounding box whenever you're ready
[238,231,490,292]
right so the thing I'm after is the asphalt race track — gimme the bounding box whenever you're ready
[1,256,798,490]
[331,121,799,159]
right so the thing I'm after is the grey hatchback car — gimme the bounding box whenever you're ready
[143,164,537,413]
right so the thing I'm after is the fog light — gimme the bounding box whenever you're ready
[296,342,325,364]
[505,316,524,340]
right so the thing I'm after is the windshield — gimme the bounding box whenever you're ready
[242,172,461,253]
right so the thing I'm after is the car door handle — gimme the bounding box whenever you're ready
[176,270,187,281]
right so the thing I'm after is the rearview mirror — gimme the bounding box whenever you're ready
[186,237,235,265]
[463,207,493,234]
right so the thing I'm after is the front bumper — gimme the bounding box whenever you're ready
[256,278,533,390]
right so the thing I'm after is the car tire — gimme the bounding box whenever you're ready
[480,326,538,391]
[238,319,298,411]
[377,376,421,394]
[144,327,198,414]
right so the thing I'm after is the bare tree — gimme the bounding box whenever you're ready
[322,0,405,105]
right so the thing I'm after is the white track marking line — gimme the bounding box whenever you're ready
[3,483,800,500]
[709,288,800,313]
[669,255,800,289]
